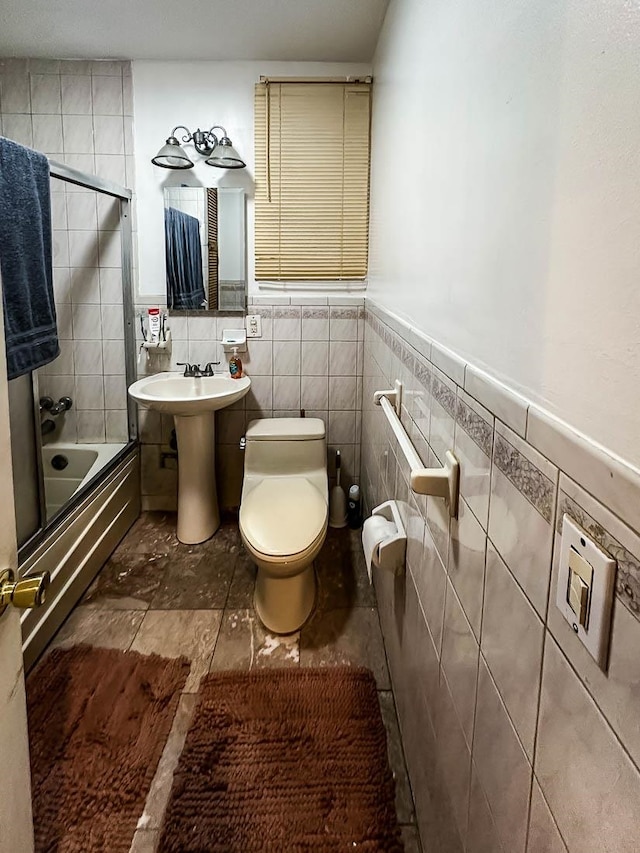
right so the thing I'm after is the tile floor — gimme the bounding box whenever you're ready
[47,512,421,852]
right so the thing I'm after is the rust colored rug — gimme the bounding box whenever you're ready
[159,667,402,852]
[27,644,190,852]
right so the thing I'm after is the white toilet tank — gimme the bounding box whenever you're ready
[243,418,327,483]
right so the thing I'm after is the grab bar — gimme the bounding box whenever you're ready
[375,384,460,518]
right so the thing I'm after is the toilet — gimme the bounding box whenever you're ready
[239,417,328,634]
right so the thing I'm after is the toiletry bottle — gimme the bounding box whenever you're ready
[148,307,161,343]
[229,347,243,379]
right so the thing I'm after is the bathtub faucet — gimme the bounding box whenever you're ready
[40,396,73,416]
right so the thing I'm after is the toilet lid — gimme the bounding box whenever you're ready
[240,478,327,557]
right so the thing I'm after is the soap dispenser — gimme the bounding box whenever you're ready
[229,347,243,379]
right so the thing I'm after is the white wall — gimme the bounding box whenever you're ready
[133,60,371,300]
[368,0,640,468]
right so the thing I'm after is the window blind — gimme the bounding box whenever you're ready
[254,81,371,281]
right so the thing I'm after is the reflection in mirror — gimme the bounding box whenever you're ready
[163,187,246,311]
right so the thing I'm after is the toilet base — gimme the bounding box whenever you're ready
[254,564,316,634]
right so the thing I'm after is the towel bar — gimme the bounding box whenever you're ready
[374,384,460,518]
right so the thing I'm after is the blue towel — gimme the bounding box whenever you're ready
[0,137,59,379]
[165,206,207,309]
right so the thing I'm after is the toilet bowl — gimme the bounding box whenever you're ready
[239,417,328,634]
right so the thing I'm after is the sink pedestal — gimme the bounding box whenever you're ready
[174,413,219,544]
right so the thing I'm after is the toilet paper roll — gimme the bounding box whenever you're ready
[362,515,398,583]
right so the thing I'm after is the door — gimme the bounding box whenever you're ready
[0,276,35,853]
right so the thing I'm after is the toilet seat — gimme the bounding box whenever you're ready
[239,477,327,559]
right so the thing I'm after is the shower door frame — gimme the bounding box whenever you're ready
[20,161,138,561]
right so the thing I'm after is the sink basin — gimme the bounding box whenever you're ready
[128,371,251,416]
[128,371,251,545]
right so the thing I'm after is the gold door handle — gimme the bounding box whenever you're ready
[0,569,50,616]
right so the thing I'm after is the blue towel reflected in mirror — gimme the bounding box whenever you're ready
[164,207,206,310]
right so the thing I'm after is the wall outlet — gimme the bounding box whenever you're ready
[246,314,262,337]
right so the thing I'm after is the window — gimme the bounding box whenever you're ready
[254,79,372,282]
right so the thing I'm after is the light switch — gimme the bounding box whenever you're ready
[556,515,616,670]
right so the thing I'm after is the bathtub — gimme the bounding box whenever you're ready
[42,442,127,520]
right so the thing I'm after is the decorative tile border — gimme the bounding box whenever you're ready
[415,357,431,391]
[272,306,301,319]
[431,373,457,418]
[302,307,329,319]
[493,433,555,524]
[330,307,358,319]
[557,493,640,620]
[457,397,493,458]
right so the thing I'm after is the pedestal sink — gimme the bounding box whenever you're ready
[128,372,251,544]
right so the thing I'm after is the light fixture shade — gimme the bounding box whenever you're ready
[151,137,194,169]
[205,137,246,169]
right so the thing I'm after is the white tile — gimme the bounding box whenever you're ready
[29,73,61,113]
[68,229,99,268]
[272,313,301,341]
[61,75,92,114]
[66,193,97,230]
[72,304,101,340]
[328,410,356,444]
[73,339,103,374]
[273,340,300,375]
[106,409,128,442]
[473,658,532,853]
[76,410,105,443]
[75,375,104,409]
[448,497,487,640]
[29,59,60,74]
[329,340,357,375]
[328,376,357,410]
[94,154,126,186]
[91,75,123,114]
[464,363,529,438]
[273,375,300,410]
[301,376,328,410]
[56,304,73,340]
[302,311,329,340]
[440,579,480,747]
[50,192,67,229]
[96,194,120,230]
[122,75,133,115]
[1,114,33,146]
[53,267,71,303]
[104,374,127,409]
[62,115,94,154]
[1,72,31,113]
[535,637,640,853]
[91,61,125,77]
[98,230,122,268]
[187,314,216,340]
[329,313,358,341]
[481,543,544,759]
[301,341,328,376]
[489,423,557,617]
[103,339,125,374]
[245,375,272,411]
[99,268,122,304]
[32,114,63,152]
[93,115,124,155]
[429,367,457,465]
[101,304,124,340]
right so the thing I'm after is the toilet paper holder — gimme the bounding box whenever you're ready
[371,500,407,574]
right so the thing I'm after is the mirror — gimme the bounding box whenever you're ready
[163,187,246,312]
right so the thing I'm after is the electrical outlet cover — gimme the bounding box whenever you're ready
[556,514,616,670]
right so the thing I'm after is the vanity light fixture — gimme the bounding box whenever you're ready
[151,125,246,170]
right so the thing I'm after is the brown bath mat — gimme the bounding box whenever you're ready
[27,644,190,852]
[159,667,402,852]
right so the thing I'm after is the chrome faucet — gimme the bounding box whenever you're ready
[177,361,221,377]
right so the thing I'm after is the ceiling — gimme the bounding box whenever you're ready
[0,0,389,62]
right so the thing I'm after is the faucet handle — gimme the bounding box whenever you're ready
[203,361,221,376]
[177,362,197,377]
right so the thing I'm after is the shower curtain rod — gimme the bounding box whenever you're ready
[49,159,131,200]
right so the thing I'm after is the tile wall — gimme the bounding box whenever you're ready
[0,58,134,443]
[134,296,364,511]
[361,301,640,853]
